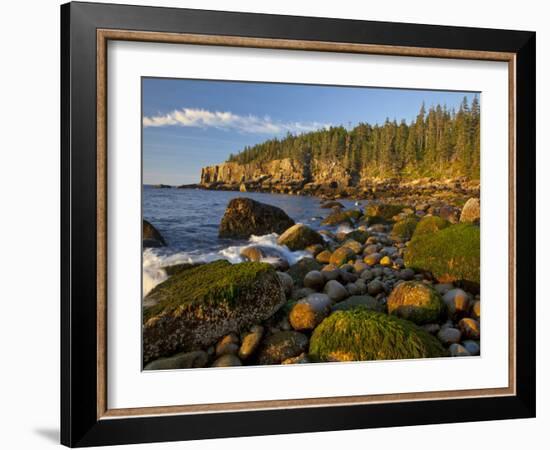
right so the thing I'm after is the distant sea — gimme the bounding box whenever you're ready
[142,185,359,295]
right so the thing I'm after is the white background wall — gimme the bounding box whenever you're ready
[0,0,546,449]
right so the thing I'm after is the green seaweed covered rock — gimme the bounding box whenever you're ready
[413,216,450,237]
[143,260,285,364]
[404,223,480,288]
[309,308,447,362]
[387,281,445,324]
[391,217,419,240]
[277,223,325,251]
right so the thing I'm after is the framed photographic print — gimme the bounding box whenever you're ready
[61,1,536,447]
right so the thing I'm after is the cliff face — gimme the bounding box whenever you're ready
[198,158,479,201]
[200,158,354,187]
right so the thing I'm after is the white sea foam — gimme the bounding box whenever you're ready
[142,232,310,296]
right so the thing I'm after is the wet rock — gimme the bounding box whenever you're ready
[142,260,285,364]
[462,340,480,356]
[316,250,332,264]
[367,280,385,296]
[330,246,356,266]
[143,219,167,248]
[287,258,322,286]
[277,223,325,251]
[276,271,294,297]
[342,239,363,255]
[219,197,294,239]
[364,252,382,266]
[215,333,240,356]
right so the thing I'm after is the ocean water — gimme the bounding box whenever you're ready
[142,186,359,295]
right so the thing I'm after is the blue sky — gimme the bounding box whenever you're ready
[142,78,477,185]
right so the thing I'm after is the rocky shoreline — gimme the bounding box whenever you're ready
[142,195,481,369]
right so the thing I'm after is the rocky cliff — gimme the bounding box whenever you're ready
[196,158,479,203]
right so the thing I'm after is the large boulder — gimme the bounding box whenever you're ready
[309,309,446,362]
[277,224,324,251]
[404,223,480,289]
[143,219,166,248]
[142,260,286,364]
[460,198,481,224]
[218,197,295,239]
[387,281,445,325]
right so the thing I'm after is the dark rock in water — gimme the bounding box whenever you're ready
[321,201,345,209]
[277,224,324,251]
[142,260,286,364]
[144,350,208,370]
[143,219,166,248]
[218,197,295,239]
[154,184,172,189]
[257,331,309,365]
[321,210,353,226]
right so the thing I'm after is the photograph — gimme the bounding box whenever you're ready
[141,78,481,370]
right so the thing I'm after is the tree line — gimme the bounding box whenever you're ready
[227,97,480,180]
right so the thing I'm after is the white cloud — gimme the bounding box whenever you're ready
[143,107,330,134]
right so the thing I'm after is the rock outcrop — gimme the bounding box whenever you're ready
[218,197,295,239]
[142,260,285,364]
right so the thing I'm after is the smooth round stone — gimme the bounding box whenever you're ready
[372,268,383,278]
[353,261,369,274]
[340,263,355,273]
[238,326,264,360]
[381,246,398,256]
[277,271,294,297]
[289,293,331,331]
[316,250,332,264]
[354,279,367,294]
[437,327,462,345]
[211,354,242,367]
[324,280,349,302]
[443,288,471,320]
[291,287,315,300]
[367,280,385,296]
[399,268,415,280]
[364,252,382,266]
[462,340,480,356]
[458,318,480,339]
[380,255,392,266]
[449,343,471,357]
[471,300,481,320]
[363,244,379,255]
[340,270,358,283]
[393,258,405,269]
[303,270,325,291]
[434,283,454,295]
[360,269,374,281]
[342,239,363,254]
[215,333,240,357]
[306,244,324,257]
[321,264,340,281]
[346,282,361,296]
